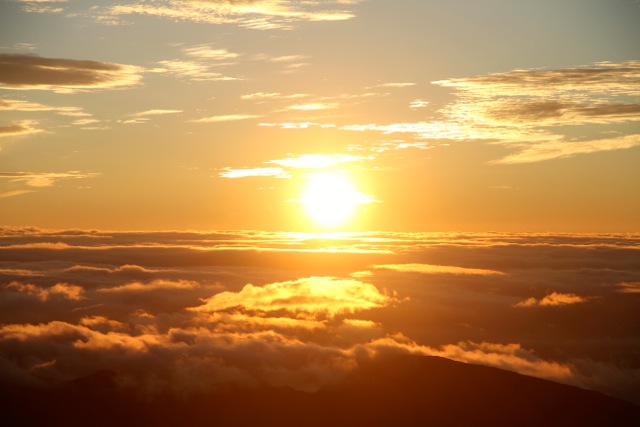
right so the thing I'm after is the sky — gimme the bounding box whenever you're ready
[1,0,639,232]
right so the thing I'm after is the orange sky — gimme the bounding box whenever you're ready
[1,0,639,232]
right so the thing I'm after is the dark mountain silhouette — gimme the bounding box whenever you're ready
[2,355,638,426]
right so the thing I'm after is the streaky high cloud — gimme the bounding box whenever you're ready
[107,0,358,30]
[266,153,369,169]
[0,171,101,188]
[130,109,182,117]
[156,59,239,81]
[615,282,640,294]
[493,133,640,164]
[431,61,640,162]
[219,167,290,179]
[0,121,43,138]
[191,114,261,123]
[98,279,200,294]
[340,61,640,163]
[373,263,504,276]
[0,99,87,117]
[0,54,143,93]
[434,61,640,97]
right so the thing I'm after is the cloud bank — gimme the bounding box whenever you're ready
[0,229,639,404]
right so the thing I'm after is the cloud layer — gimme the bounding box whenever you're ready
[1,229,639,404]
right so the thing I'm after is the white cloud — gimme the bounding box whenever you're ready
[219,167,290,179]
[191,114,261,123]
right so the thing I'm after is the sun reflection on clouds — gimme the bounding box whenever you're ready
[191,276,395,320]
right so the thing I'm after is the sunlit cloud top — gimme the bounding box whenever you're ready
[191,276,394,319]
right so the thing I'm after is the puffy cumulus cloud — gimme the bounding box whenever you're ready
[191,276,395,320]
[514,292,591,308]
[78,315,127,331]
[0,171,101,188]
[0,318,360,392]
[5,281,85,301]
[373,263,504,276]
[107,0,358,30]
[0,54,143,93]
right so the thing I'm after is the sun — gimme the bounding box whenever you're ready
[300,171,370,228]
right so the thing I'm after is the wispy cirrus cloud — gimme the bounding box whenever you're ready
[267,153,369,169]
[106,0,359,30]
[123,109,183,124]
[0,171,101,188]
[10,0,68,14]
[0,99,87,116]
[615,282,640,294]
[219,167,290,179]
[494,133,640,164]
[156,60,240,81]
[191,114,261,123]
[340,61,640,162]
[0,54,143,93]
[156,43,242,81]
[373,263,505,276]
[433,60,640,162]
[130,109,182,117]
[219,153,370,179]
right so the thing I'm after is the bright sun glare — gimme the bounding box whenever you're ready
[301,172,367,228]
